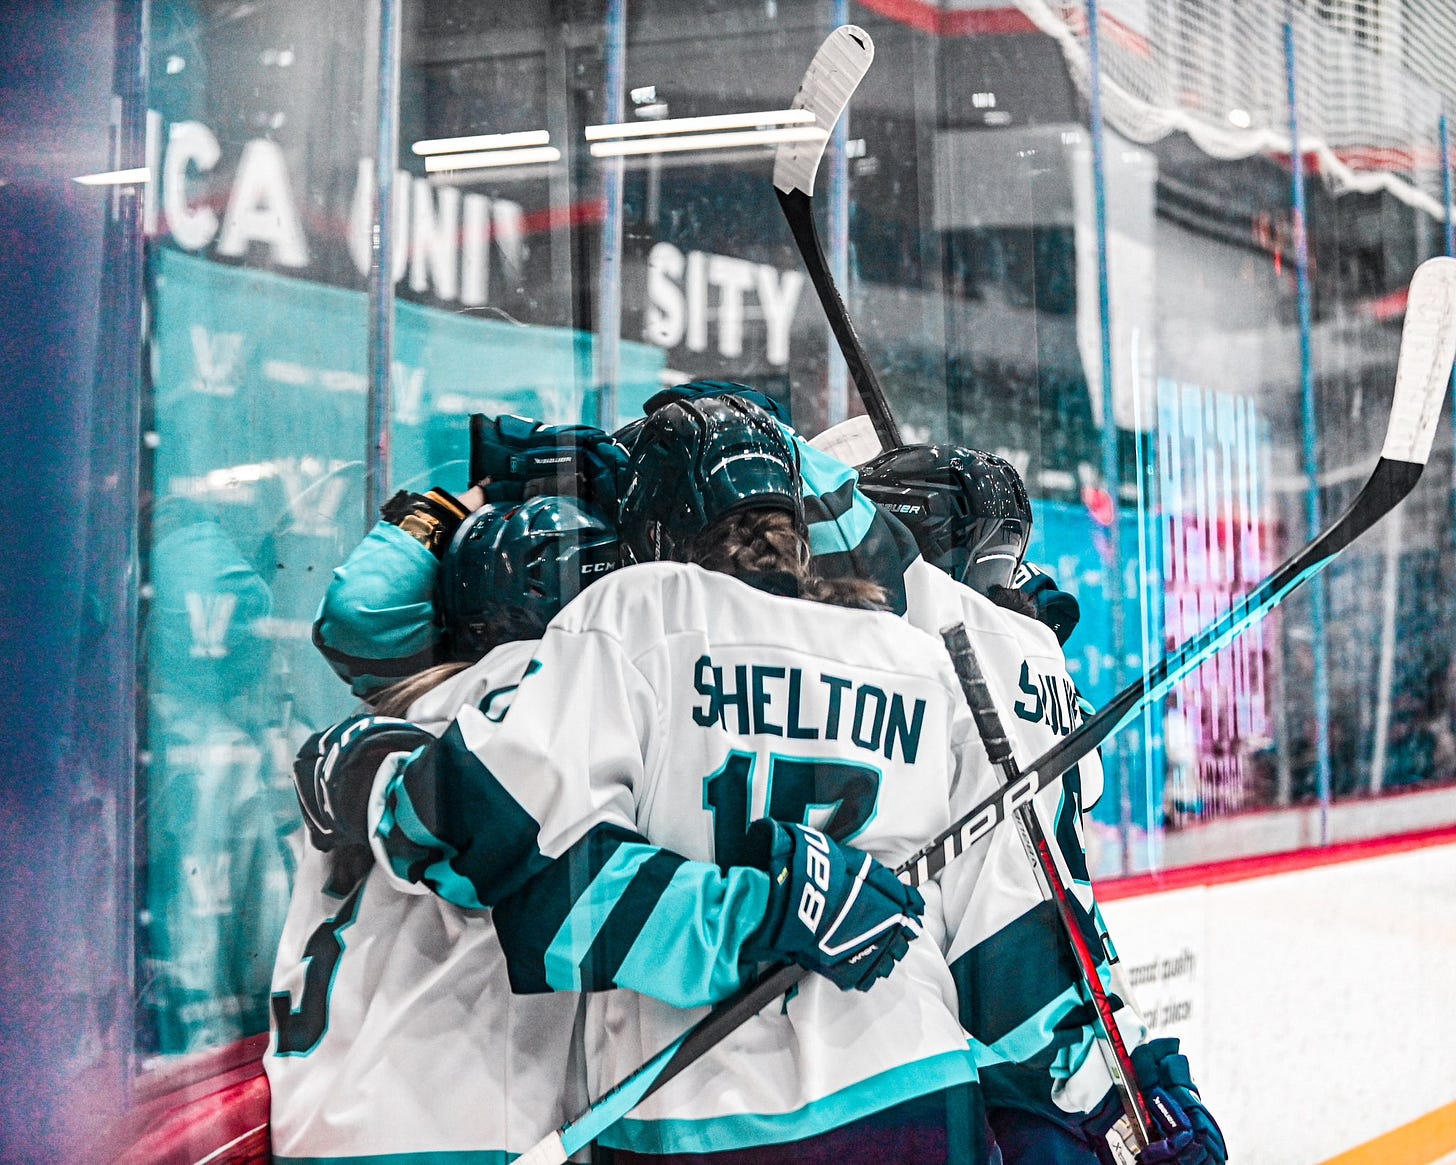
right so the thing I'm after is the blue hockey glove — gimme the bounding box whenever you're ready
[743,819,924,992]
[644,379,787,422]
[468,414,629,512]
[1014,561,1082,645]
[1121,1038,1226,1165]
[293,715,434,853]
[1134,1037,1226,1164]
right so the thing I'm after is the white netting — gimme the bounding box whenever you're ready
[1012,0,1455,219]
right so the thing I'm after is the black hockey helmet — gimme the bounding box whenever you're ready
[857,444,1032,593]
[438,496,620,660]
[617,394,804,564]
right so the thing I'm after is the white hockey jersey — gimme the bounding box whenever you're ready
[265,641,590,1164]
[375,561,1006,1156]
[901,558,1147,1128]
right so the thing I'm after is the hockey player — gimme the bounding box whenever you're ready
[324,395,1016,1163]
[311,418,628,700]
[311,383,926,702]
[274,492,919,1162]
[858,443,1226,1165]
[267,496,620,1162]
[306,388,1218,1162]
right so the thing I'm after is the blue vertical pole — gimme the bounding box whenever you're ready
[1284,14,1332,842]
[366,0,402,522]
[826,0,851,427]
[595,0,626,429]
[1442,112,1454,261]
[1086,0,1131,871]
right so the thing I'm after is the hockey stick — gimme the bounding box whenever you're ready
[903,253,1456,885]
[774,25,904,451]
[941,623,1150,1163]
[516,257,1456,1165]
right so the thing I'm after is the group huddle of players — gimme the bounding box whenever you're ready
[265,381,1227,1165]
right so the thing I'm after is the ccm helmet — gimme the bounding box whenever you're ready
[617,394,803,564]
[438,496,619,660]
[857,445,1032,593]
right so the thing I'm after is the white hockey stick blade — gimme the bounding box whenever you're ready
[807,415,883,466]
[773,25,873,197]
[513,1132,568,1165]
[1381,255,1456,466]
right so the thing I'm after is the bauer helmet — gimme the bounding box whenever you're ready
[857,444,1032,593]
[439,496,619,660]
[617,394,803,564]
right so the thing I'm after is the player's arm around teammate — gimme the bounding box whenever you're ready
[333,397,1020,1163]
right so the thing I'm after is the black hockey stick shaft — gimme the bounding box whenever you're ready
[942,623,1152,1154]
[771,24,902,450]
[777,187,902,450]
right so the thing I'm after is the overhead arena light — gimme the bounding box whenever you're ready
[588,126,825,158]
[74,166,151,185]
[425,145,562,173]
[412,129,551,156]
[585,108,816,141]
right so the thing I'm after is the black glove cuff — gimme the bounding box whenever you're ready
[379,488,470,558]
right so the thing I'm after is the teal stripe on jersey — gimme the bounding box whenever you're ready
[377,720,549,911]
[793,434,858,496]
[492,823,653,994]
[969,982,1085,1072]
[379,777,486,910]
[275,1151,518,1164]
[807,488,879,558]
[583,849,687,990]
[610,860,769,1008]
[543,842,660,991]
[597,1048,978,1155]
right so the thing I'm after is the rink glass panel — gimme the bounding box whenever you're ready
[132,0,1456,1060]
[139,0,381,1057]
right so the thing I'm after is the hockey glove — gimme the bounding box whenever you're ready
[743,819,924,992]
[1088,1038,1226,1165]
[643,379,787,422]
[1133,1038,1226,1165]
[1015,561,1082,646]
[468,414,628,512]
[379,487,471,558]
[292,715,434,854]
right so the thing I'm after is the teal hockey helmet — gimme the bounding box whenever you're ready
[857,444,1032,594]
[617,394,803,564]
[439,496,620,660]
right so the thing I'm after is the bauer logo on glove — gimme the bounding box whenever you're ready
[744,818,924,992]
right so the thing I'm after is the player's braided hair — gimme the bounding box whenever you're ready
[689,509,886,610]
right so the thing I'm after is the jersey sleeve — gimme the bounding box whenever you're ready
[791,432,921,615]
[312,521,443,699]
[941,752,1148,1131]
[372,621,771,1010]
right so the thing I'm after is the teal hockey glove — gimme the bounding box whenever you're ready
[468,414,628,512]
[293,715,434,853]
[743,819,924,992]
